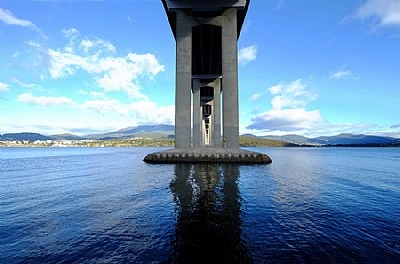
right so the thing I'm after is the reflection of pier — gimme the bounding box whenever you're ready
[169,164,252,263]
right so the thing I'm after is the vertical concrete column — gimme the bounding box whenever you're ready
[222,8,239,148]
[192,79,201,148]
[210,84,215,147]
[213,79,222,147]
[175,11,193,149]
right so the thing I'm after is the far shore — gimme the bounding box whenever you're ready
[1,138,399,148]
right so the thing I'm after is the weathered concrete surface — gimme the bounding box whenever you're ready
[175,10,192,148]
[222,8,240,149]
[144,148,272,164]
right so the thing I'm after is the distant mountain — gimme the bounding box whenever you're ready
[85,124,175,140]
[261,134,311,145]
[116,124,175,134]
[240,135,299,147]
[310,133,399,145]
[0,125,175,141]
[241,133,257,137]
[261,133,399,145]
[49,133,84,140]
[1,126,399,146]
[0,133,51,141]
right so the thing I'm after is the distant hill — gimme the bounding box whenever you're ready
[261,133,399,145]
[0,125,175,141]
[310,133,399,145]
[261,134,311,145]
[116,125,175,134]
[85,124,175,140]
[1,125,399,147]
[240,135,299,147]
[49,133,84,140]
[0,133,51,141]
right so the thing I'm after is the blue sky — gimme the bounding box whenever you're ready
[0,0,399,137]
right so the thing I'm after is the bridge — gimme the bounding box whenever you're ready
[144,0,271,164]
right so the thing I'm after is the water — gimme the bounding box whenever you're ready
[1,147,399,263]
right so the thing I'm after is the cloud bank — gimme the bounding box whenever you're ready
[247,79,324,132]
[18,93,77,107]
[42,28,164,99]
[15,28,174,132]
[17,92,174,126]
[356,0,400,27]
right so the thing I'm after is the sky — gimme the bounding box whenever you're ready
[0,0,399,138]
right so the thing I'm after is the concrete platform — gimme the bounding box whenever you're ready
[143,148,272,164]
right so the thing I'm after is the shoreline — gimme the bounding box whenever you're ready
[1,142,399,148]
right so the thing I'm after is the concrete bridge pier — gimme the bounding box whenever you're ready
[144,0,271,164]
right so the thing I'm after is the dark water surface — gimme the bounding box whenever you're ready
[1,147,399,263]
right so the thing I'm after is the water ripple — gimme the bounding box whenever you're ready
[1,147,400,263]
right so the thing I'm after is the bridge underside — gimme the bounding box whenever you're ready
[143,0,271,164]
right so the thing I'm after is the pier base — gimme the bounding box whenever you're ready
[144,148,272,164]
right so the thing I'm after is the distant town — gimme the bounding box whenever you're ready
[1,136,400,148]
[1,125,400,148]
[0,138,175,148]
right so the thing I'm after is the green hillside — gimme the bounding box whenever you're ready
[240,136,297,147]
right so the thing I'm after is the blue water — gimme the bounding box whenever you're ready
[1,147,399,263]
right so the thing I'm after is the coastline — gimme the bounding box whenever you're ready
[1,139,399,148]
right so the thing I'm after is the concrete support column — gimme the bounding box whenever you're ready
[175,11,192,149]
[222,8,239,148]
[210,95,215,147]
[192,79,201,148]
[213,79,222,147]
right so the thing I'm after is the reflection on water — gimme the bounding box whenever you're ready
[170,164,252,263]
[2,147,399,263]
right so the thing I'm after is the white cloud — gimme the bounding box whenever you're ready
[247,79,323,132]
[0,121,123,136]
[0,7,39,31]
[81,98,129,115]
[17,92,175,126]
[94,53,164,98]
[13,28,172,132]
[47,49,87,78]
[80,39,95,51]
[45,29,164,98]
[80,38,116,53]
[62,28,79,37]
[238,45,257,65]
[247,108,323,131]
[268,84,282,95]
[356,0,400,27]
[242,21,251,33]
[129,100,175,125]
[249,84,283,102]
[269,79,317,109]
[273,0,285,11]
[17,93,77,106]
[90,91,105,98]
[308,123,382,138]
[79,90,105,98]
[250,93,263,101]
[331,70,353,79]
[80,98,174,125]
[0,82,9,93]
[12,78,43,90]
